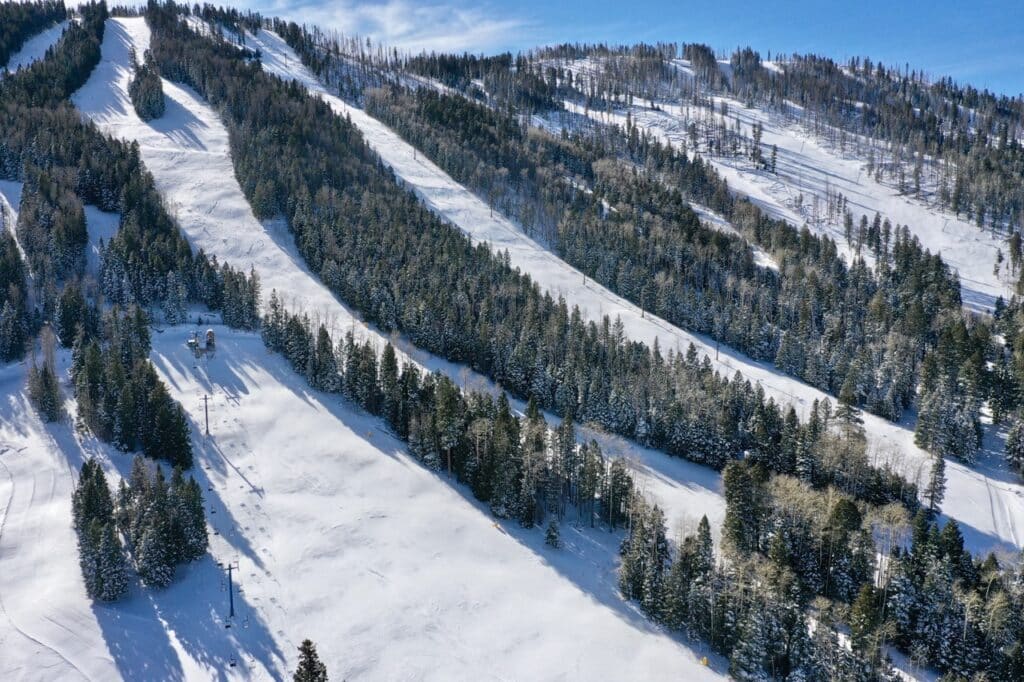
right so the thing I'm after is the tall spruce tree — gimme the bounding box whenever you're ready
[294,639,328,682]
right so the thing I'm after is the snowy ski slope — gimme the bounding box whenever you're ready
[0,344,289,680]
[1,17,735,678]
[70,16,723,544]
[558,58,1013,313]
[0,12,1016,680]
[0,19,69,78]
[0,326,727,679]
[151,326,728,680]
[248,28,1024,557]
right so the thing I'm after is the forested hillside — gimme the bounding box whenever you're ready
[2,1,1024,680]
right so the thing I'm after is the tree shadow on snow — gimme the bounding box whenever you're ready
[27,348,286,679]
[210,333,730,675]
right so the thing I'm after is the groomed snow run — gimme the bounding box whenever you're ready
[0,323,728,680]
[0,347,286,680]
[247,28,1024,557]
[150,325,729,680]
[0,20,69,78]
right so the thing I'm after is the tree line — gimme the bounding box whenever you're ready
[293,30,1024,475]
[0,0,260,368]
[73,455,208,599]
[148,7,1023,677]
[147,7,920,514]
[0,0,66,71]
[359,82,963,426]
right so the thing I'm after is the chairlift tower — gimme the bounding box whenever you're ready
[218,558,240,623]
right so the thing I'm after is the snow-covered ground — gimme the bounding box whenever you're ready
[0,181,22,239]
[560,79,1012,312]
[70,17,724,540]
[151,326,729,680]
[248,28,1024,557]
[0,20,69,78]
[0,15,737,675]
[0,345,286,680]
[0,14,1014,680]
[0,319,728,680]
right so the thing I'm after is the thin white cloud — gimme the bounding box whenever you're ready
[254,0,530,54]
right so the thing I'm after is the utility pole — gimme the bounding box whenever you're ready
[203,394,210,436]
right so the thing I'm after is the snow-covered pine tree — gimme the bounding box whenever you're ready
[27,329,63,422]
[923,452,946,515]
[78,519,103,599]
[1005,418,1024,475]
[97,522,130,601]
[174,474,208,562]
[311,326,340,393]
[544,518,560,548]
[136,513,175,589]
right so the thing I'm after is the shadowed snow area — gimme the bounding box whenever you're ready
[0,346,286,680]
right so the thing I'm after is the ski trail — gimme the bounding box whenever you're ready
[0,20,70,77]
[0,419,95,681]
[71,18,727,539]
[149,327,728,681]
[248,28,1024,556]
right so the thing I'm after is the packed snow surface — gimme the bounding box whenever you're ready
[0,346,286,680]
[0,324,729,680]
[0,20,69,77]
[154,327,729,680]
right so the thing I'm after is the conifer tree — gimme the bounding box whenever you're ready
[28,327,63,422]
[1006,418,1024,475]
[294,639,328,682]
[545,518,560,548]
[136,513,175,588]
[924,453,946,516]
[96,522,130,601]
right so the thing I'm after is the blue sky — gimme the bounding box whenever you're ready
[242,0,1024,96]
